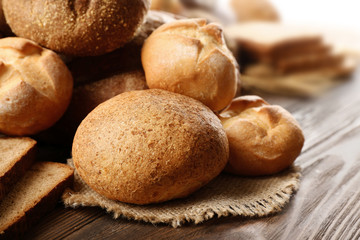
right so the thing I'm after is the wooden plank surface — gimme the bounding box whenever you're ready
[27,67,360,240]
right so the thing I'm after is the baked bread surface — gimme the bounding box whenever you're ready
[3,0,150,56]
[219,95,304,176]
[142,18,239,112]
[0,37,73,136]
[72,89,229,205]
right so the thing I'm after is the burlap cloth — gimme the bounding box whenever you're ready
[62,159,301,228]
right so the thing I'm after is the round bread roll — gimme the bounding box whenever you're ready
[72,89,229,205]
[141,18,239,112]
[219,95,304,176]
[2,0,150,56]
[0,37,73,136]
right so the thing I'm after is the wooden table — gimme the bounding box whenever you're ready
[27,66,360,240]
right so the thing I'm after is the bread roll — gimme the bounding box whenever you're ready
[2,0,150,56]
[0,37,73,136]
[219,95,304,176]
[72,89,229,205]
[141,18,239,112]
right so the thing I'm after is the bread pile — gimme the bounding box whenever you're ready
[225,22,356,95]
[0,0,305,232]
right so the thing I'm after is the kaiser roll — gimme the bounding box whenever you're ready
[141,18,239,112]
[72,89,229,205]
[219,95,304,176]
[0,37,73,136]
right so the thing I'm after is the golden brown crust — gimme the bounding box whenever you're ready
[2,0,150,56]
[0,37,73,136]
[141,18,239,112]
[72,89,229,205]
[219,95,304,176]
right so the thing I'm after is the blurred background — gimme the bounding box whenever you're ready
[271,0,360,32]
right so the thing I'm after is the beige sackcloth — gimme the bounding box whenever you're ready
[62,159,301,228]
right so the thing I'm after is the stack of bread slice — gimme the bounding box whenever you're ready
[0,137,73,239]
[226,22,356,96]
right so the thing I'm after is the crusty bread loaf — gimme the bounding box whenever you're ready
[219,95,304,176]
[142,18,239,112]
[0,161,74,239]
[3,0,150,56]
[0,37,73,136]
[72,89,229,205]
[0,137,36,200]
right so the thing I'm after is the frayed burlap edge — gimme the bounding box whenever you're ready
[62,159,301,228]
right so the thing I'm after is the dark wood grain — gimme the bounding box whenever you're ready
[27,67,360,240]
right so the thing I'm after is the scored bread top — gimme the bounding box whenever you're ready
[142,18,239,112]
[0,37,73,136]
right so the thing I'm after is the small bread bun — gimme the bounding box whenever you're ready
[0,37,73,136]
[219,95,304,176]
[141,18,239,112]
[2,0,150,56]
[72,89,229,205]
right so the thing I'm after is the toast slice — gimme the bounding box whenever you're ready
[0,161,74,239]
[0,137,37,200]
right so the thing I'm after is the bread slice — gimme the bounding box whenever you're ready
[0,137,37,200]
[0,161,74,239]
[225,22,323,62]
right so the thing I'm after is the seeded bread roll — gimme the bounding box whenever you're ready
[0,37,73,136]
[219,95,304,176]
[2,0,150,56]
[141,18,239,112]
[72,89,229,205]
